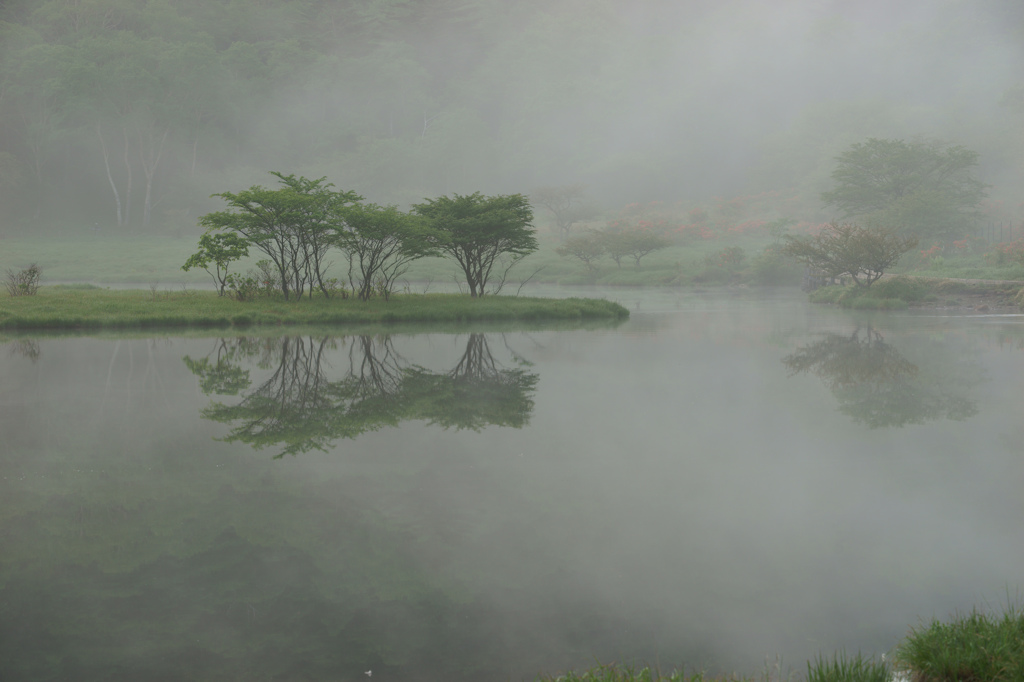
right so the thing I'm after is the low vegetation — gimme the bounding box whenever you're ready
[540,603,1024,682]
[809,275,1024,310]
[782,221,918,287]
[0,288,628,330]
[5,263,41,297]
[895,603,1024,682]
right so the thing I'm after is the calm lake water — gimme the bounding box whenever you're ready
[2,288,1023,681]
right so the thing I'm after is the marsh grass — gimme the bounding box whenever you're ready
[0,288,628,330]
[805,652,889,682]
[894,603,1024,682]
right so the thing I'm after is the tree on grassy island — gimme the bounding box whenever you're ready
[181,232,249,295]
[198,172,361,300]
[782,221,917,287]
[412,192,537,297]
[333,203,438,301]
[822,138,987,242]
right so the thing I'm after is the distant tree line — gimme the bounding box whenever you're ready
[1,0,1017,233]
[183,172,537,300]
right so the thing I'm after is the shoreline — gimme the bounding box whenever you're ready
[0,289,629,331]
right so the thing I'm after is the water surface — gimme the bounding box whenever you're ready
[2,289,1023,680]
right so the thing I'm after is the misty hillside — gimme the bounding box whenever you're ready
[0,0,1021,233]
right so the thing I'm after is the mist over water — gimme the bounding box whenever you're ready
[2,290,1023,680]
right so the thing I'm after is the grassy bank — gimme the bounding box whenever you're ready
[0,287,629,330]
[539,603,1024,682]
[808,276,1024,310]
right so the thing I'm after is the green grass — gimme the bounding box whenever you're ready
[0,288,628,330]
[0,233,799,289]
[808,275,1024,310]
[541,604,1024,682]
[805,652,889,682]
[893,252,1024,282]
[895,603,1024,682]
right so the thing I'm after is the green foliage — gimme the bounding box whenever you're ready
[600,229,671,268]
[412,192,538,297]
[181,231,250,295]
[334,202,437,301]
[895,603,1024,682]
[809,277,930,309]
[869,276,928,302]
[805,652,889,682]
[200,173,362,300]
[783,222,917,286]
[5,263,41,297]
[750,245,802,285]
[694,247,747,283]
[557,232,606,272]
[822,138,987,242]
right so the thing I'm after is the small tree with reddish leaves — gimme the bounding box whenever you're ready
[782,221,917,287]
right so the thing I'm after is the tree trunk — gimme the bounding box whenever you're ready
[138,127,168,228]
[96,124,123,226]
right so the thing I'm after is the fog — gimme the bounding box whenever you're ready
[0,0,1021,230]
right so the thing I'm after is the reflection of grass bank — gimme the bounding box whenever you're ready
[540,604,1024,682]
[0,289,628,330]
[809,276,1023,310]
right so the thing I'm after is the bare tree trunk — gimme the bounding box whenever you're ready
[139,127,169,228]
[97,124,123,226]
[122,128,133,226]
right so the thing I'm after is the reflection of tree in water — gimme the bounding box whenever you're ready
[5,338,41,362]
[406,334,537,430]
[782,326,979,428]
[184,334,538,456]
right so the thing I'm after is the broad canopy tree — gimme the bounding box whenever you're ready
[782,221,918,287]
[333,202,437,301]
[191,176,539,301]
[821,138,987,242]
[196,172,361,300]
[413,192,538,297]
